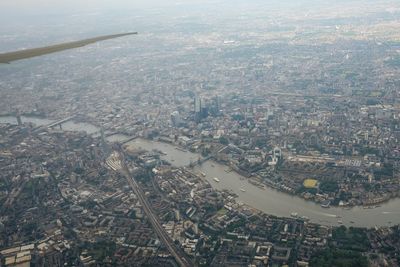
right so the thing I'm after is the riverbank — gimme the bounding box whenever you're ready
[163,140,399,210]
[123,138,400,227]
[2,116,400,227]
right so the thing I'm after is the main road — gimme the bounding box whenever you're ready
[108,151,192,267]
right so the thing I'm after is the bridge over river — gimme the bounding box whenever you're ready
[2,116,400,228]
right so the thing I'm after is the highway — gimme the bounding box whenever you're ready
[107,151,192,267]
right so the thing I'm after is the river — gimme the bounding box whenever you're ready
[125,138,400,228]
[0,116,100,135]
[1,115,400,227]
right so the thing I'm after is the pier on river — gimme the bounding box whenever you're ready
[1,115,400,228]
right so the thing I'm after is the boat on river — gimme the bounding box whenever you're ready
[175,147,187,152]
[300,216,309,221]
[213,177,220,183]
[240,188,246,192]
[2,115,398,228]
[321,201,331,208]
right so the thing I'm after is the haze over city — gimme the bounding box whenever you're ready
[1,0,400,266]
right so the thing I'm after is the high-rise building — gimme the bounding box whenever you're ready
[194,96,202,113]
[273,147,282,159]
[171,111,181,126]
[16,114,22,126]
[194,95,210,122]
[194,96,202,122]
[16,109,22,126]
[209,96,221,116]
[174,209,181,221]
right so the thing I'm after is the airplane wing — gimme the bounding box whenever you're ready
[0,32,137,63]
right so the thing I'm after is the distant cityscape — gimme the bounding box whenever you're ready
[1,0,400,266]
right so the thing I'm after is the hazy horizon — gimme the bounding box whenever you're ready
[1,0,400,266]
[1,0,399,52]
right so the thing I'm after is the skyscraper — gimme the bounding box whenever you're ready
[16,114,22,126]
[194,96,202,113]
[16,109,22,126]
[171,111,181,126]
[194,96,202,122]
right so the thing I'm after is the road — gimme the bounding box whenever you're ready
[107,151,192,267]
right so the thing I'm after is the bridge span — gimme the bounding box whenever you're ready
[46,116,75,128]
